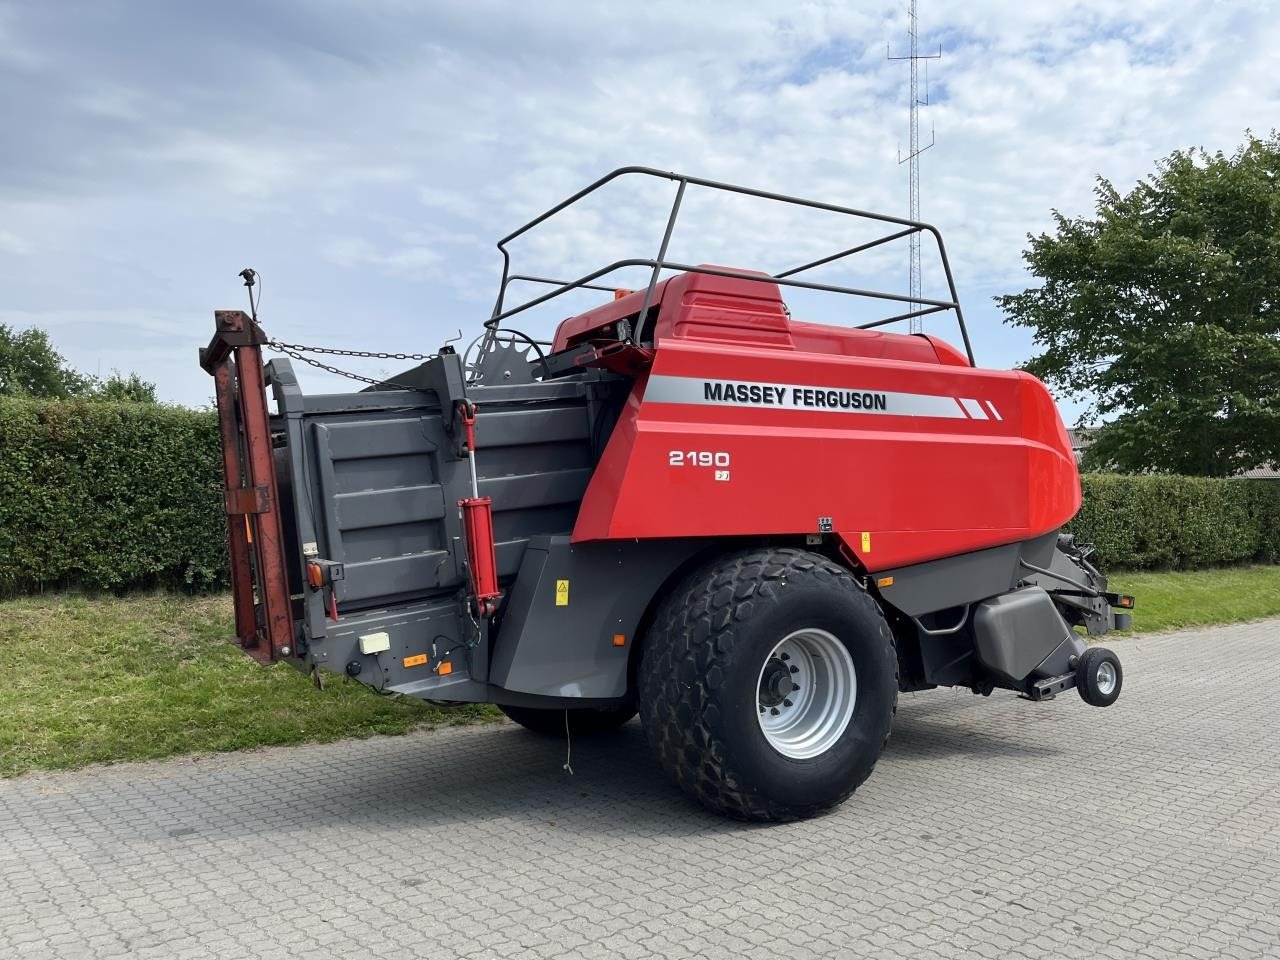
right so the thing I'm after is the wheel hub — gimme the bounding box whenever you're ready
[755,629,857,760]
[1095,660,1117,696]
[758,659,793,708]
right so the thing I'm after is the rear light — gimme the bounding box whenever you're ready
[306,559,344,588]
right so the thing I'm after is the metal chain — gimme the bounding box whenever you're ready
[239,267,435,388]
[265,339,435,390]
[267,340,434,362]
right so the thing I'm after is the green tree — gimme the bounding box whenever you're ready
[85,371,159,403]
[0,323,157,403]
[0,324,88,398]
[998,133,1280,476]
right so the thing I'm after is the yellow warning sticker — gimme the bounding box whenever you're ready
[555,579,570,606]
[403,653,428,668]
[861,531,872,552]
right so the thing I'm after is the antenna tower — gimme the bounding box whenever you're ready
[888,0,940,333]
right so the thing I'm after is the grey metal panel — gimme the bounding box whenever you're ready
[334,484,447,531]
[1021,531,1058,569]
[971,586,1072,684]
[490,536,708,699]
[323,355,471,613]
[294,389,440,415]
[917,633,975,687]
[309,414,458,608]
[330,453,437,496]
[321,417,439,461]
[310,423,345,564]
[482,469,593,512]
[474,406,590,448]
[471,379,590,403]
[267,359,330,640]
[341,550,454,603]
[494,539,530,577]
[877,531,1059,617]
[1029,632,1086,682]
[313,596,477,696]
[478,439,592,477]
[279,357,614,667]
[385,673,493,702]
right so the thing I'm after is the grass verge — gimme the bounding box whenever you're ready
[0,594,497,778]
[1108,564,1280,634]
[3,566,1278,777]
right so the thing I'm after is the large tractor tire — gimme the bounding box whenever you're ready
[499,704,637,737]
[638,548,897,822]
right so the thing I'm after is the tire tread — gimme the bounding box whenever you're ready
[638,548,897,821]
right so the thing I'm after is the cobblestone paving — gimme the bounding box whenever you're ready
[2,619,1278,959]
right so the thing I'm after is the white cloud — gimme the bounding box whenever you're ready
[1,0,1278,416]
[321,235,444,274]
[0,229,28,254]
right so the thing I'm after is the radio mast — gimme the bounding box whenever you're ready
[888,0,940,333]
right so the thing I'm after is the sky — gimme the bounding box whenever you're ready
[2,0,1279,415]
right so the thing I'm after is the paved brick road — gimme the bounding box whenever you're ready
[2,619,1278,959]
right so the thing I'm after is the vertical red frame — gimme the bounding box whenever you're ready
[200,310,295,664]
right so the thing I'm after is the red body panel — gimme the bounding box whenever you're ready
[564,272,1080,572]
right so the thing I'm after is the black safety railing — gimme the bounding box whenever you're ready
[486,166,973,365]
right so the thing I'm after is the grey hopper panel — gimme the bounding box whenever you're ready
[971,586,1073,684]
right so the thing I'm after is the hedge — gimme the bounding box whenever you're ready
[2,396,1279,593]
[1069,474,1280,571]
[0,398,227,593]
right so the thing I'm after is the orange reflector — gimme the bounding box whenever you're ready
[876,576,894,588]
[614,288,634,300]
[244,515,253,544]
[438,661,453,676]
[307,562,324,588]
[612,634,626,647]
[1120,597,1134,608]
[403,653,428,668]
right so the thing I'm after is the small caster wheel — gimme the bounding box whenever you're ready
[1076,647,1122,707]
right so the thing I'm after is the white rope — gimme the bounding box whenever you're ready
[562,709,574,775]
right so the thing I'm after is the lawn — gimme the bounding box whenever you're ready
[0,594,497,778]
[1108,564,1280,634]
[2,565,1278,778]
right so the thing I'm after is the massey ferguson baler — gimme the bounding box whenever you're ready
[200,167,1131,822]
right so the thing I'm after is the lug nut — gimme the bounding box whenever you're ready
[783,699,793,707]
[792,683,800,691]
[780,653,790,661]
[789,665,798,674]
[770,707,779,716]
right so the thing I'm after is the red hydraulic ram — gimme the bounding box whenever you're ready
[456,401,500,618]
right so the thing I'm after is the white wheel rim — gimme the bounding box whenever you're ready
[756,628,857,760]
[1096,661,1117,696]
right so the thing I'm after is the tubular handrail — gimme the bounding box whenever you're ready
[487,166,973,364]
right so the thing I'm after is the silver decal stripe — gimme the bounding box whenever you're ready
[959,398,989,420]
[645,374,972,419]
[985,400,1003,421]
